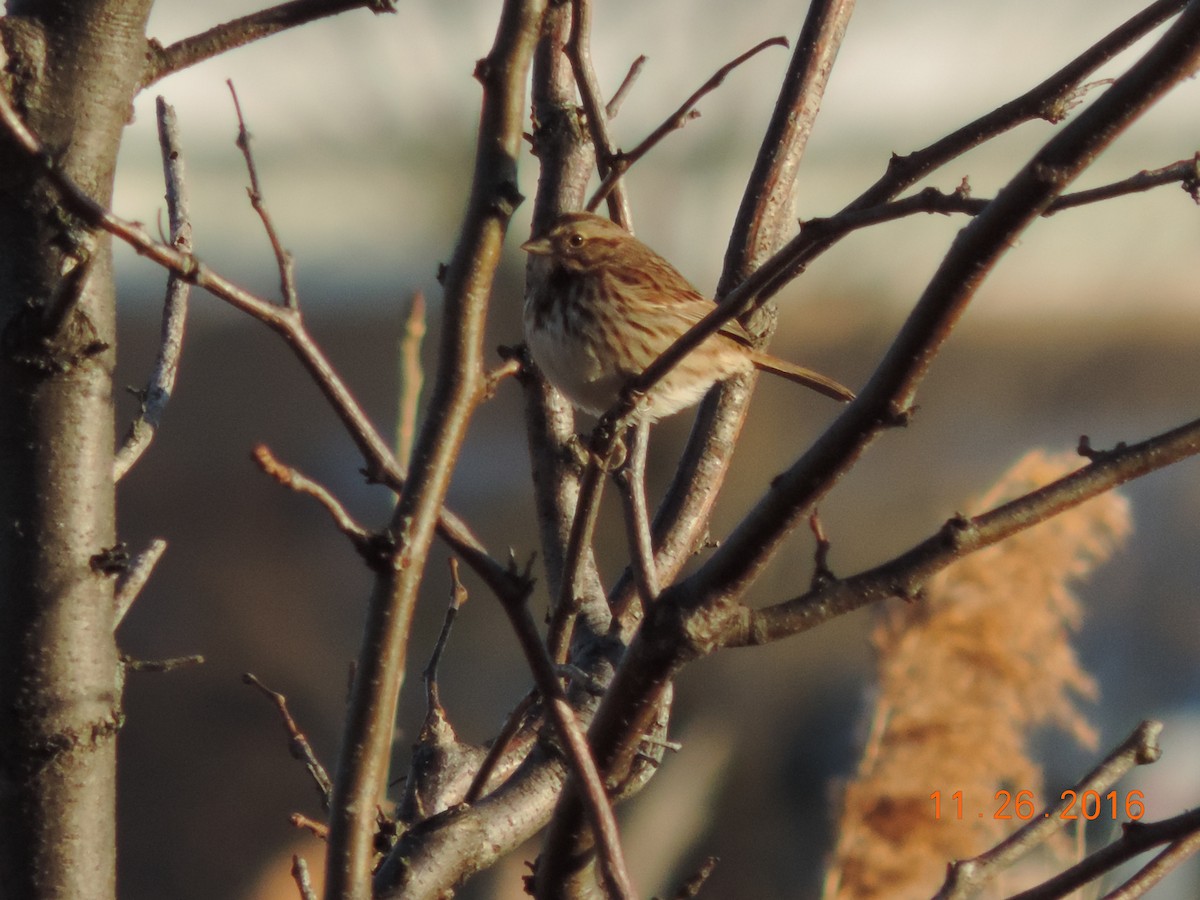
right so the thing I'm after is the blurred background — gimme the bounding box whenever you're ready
[108,1,1199,897]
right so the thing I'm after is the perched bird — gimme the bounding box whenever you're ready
[521,212,853,421]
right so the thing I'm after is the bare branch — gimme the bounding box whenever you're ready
[1046,152,1200,212]
[1100,826,1200,899]
[631,4,1200,612]
[521,0,611,643]
[1007,810,1200,900]
[395,291,426,472]
[113,97,191,480]
[614,421,658,606]
[733,417,1200,647]
[463,690,537,805]
[326,0,548,893]
[567,0,632,228]
[608,1,857,633]
[548,446,608,664]
[0,83,517,601]
[291,813,329,841]
[796,155,1200,239]
[721,0,856,284]
[569,11,1200,866]
[872,0,1189,201]
[228,81,299,309]
[244,673,334,809]
[291,854,319,900]
[498,584,635,900]
[672,856,719,899]
[932,720,1163,898]
[123,654,205,673]
[423,558,467,717]
[605,55,646,120]
[251,444,373,551]
[112,538,167,627]
[141,0,398,89]
[610,0,1195,420]
[587,35,790,213]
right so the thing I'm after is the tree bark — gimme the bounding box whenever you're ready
[0,2,154,896]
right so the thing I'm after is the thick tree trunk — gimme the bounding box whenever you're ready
[0,2,153,896]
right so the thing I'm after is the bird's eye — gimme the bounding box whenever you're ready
[567,232,585,248]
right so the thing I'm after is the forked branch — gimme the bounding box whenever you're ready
[0,82,515,601]
[730,417,1200,648]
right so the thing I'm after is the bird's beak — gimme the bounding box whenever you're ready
[521,236,552,256]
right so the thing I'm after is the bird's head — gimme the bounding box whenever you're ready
[521,212,635,273]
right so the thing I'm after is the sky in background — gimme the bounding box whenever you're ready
[112,0,1199,318]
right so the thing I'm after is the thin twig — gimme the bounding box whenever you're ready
[1045,152,1200,213]
[113,538,167,627]
[291,813,330,840]
[114,97,192,480]
[423,558,467,715]
[808,510,833,588]
[396,291,426,473]
[464,689,537,804]
[123,654,206,673]
[244,673,334,808]
[1100,827,1200,899]
[566,0,632,228]
[672,856,719,899]
[614,421,658,606]
[548,446,608,664]
[587,35,789,213]
[291,854,319,900]
[228,81,299,309]
[1007,809,1200,900]
[795,156,1200,238]
[934,720,1163,898]
[251,444,373,551]
[483,356,522,397]
[142,0,398,88]
[606,55,647,119]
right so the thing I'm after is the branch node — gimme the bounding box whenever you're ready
[1183,151,1200,203]
[808,510,835,588]
[1077,434,1127,462]
[490,179,525,218]
[113,537,168,626]
[940,512,977,548]
[1041,78,1113,123]
[243,672,333,808]
[90,543,130,576]
[884,402,917,428]
[473,56,494,85]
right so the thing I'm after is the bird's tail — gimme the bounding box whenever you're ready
[749,351,855,403]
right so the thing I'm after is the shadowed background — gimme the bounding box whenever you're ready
[108,2,1199,897]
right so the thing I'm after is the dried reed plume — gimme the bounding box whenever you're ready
[823,450,1132,900]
